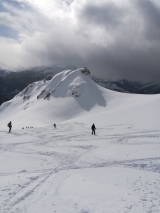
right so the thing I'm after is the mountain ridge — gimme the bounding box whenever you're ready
[1,66,160,106]
[0,68,107,128]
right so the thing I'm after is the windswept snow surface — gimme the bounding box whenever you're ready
[1,68,160,213]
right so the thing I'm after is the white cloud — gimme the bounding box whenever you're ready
[0,0,160,81]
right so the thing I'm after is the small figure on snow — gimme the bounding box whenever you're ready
[7,121,12,133]
[54,123,56,128]
[91,123,96,135]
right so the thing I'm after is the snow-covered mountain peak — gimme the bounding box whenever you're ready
[0,67,107,127]
[36,67,93,99]
[18,67,96,101]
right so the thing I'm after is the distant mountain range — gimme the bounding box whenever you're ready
[0,65,160,105]
[0,65,10,77]
[91,76,160,94]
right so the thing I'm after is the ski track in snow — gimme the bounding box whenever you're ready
[1,122,160,213]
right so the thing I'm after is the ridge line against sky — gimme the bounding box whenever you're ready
[0,0,160,82]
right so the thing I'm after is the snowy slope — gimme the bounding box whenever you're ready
[0,67,159,129]
[1,68,160,213]
[0,68,107,128]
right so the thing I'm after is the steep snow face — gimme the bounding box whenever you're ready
[0,68,107,128]
[36,69,106,107]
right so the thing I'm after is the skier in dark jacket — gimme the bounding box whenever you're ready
[8,121,12,133]
[91,123,96,135]
[54,123,56,128]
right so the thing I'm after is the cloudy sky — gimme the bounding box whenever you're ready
[0,0,160,81]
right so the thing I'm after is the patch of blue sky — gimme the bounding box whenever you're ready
[0,25,18,39]
[0,0,32,13]
[0,1,9,12]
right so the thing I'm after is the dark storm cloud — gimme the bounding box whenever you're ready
[91,41,160,81]
[1,0,160,82]
[77,1,126,29]
[136,0,160,41]
[72,0,160,82]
